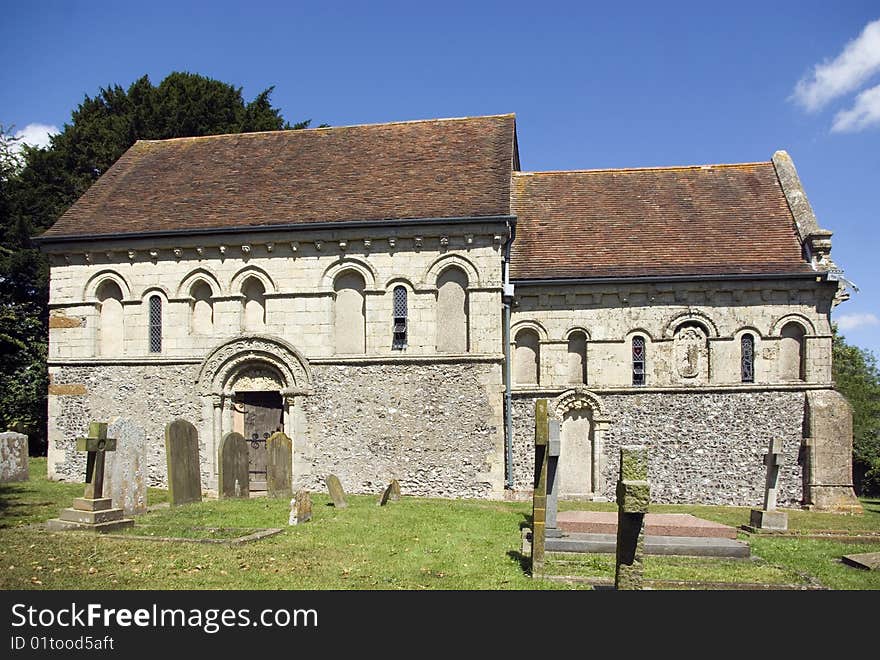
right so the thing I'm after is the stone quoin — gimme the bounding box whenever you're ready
[36,114,859,509]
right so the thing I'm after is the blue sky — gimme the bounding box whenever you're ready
[3,0,878,356]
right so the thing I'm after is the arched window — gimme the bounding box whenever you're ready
[632,336,646,386]
[780,322,805,381]
[96,280,124,356]
[567,331,588,384]
[190,281,213,335]
[436,267,469,353]
[148,295,162,353]
[392,286,407,350]
[514,328,540,385]
[334,271,366,354]
[741,334,755,383]
[242,277,266,332]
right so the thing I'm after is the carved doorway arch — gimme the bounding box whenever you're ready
[550,388,612,500]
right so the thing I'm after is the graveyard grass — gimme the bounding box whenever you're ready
[1,460,878,590]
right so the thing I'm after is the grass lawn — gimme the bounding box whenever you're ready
[1,459,878,590]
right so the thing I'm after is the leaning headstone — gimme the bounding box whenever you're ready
[614,445,650,591]
[390,479,401,501]
[325,474,348,508]
[0,431,29,482]
[105,417,147,515]
[749,438,788,531]
[219,431,249,499]
[266,432,292,498]
[289,489,312,525]
[165,419,202,506]
[377,482,393,506]
[530,399,550,579]
[47,421,134,532]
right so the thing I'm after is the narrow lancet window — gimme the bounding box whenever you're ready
[148,295,162,353]
[632,336,646,386]
[392,286,407,350]
[741,334,755,383]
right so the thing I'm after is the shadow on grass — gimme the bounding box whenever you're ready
[506,549,531,576]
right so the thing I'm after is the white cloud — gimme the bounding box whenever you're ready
[832,83,880,132]
[13,122,59,150]
[836,312,880,331]
[792,18,880,112]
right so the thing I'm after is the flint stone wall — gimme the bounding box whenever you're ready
[512,390,806,506]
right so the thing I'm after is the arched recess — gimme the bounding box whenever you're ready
[323,258,379,290]
[196,335,314,488]
[550,388,612,500]
[241,277,266,331]
[190,281,214,334]
[513,327,540,385]
[334,270,366,354]
[229,265,276,295]
[770,313,816,336]
[662,311,719,339]
[779,321,806,382]
[566,329,589,385]
[436,266,469,353]
[83,270,131,301]
[672,321,710,382]
[96,279,124,356]
[423,252,481,288]
[177,268,222,298]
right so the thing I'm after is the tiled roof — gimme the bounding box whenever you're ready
[510,163,812,280]
[41,114,517,239]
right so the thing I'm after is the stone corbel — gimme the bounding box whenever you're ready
[265,242,274,253]
[338,240,348,252]
[149,250,159,261]
[173,248,183,260]
[127,250,137,262]
[290,241,299,255]
[414,236,423,251]
[807,229,834,270]
[241,244,251,256]
[314,240,323,251]
[363,239,372,252]
[439,235,449,249]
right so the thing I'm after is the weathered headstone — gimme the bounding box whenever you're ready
[801,391,863,512]
[219,431,249,499]
[389,479,401,501]
[749,438,788,531]
[0,431,29,482]
[46,421,134,532]
[614,445,650,591]
[266,431,292,498]
[546,418,562,538]
[165,419,202,506]
[105,417,147,515]
[325,474,348,508]
[289,489,312,525]
[377,482,393,506]
[841,552,880,571]
[530,399,550,578]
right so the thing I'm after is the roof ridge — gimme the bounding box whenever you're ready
[137,114,517,145]
[515,161,772,176]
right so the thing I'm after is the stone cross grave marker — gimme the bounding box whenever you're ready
[46,421,134,532]
[614,445,650,591]
[749,438,788,531]
[289,490,312,525]
[219,431,249,499]
[105,417,147,515]
[530,399,549,579]
[165,419,202,506]
[326,474,348,508]
[0,431,29,482]
[267,432,293,498]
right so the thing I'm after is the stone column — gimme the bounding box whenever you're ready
[531,399,550,579]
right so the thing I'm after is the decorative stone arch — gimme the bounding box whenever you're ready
[196,335,313,487]
[422,252,481,288]
[177,267,222,298]
[550,388,612,499]
[770,313,816,336]
[383,275,417,291]
[624,327,657,342]
[230,265,277,295]
[662,310,719,339]
[83,270,131,301]
[733,325,763,340]
[140,285,171,303]
[510,319,549,343]
[322,258,379,291]
[564,326,592,341]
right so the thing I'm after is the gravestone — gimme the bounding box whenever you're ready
[546,418,562,538]
[0,431,29,482]
[615,445,650,590]
[530,399,550,578]
[377,482,393,506]
[325,474,348,508]
[219,431,249,499]
[841,552,880,571]
[47,421,134,532]
[165,419,202,506]
[105,417,147,515]
[266,432,292,498]
[749,438,788,531]
[289,489,312,525]
[390,479,401,501]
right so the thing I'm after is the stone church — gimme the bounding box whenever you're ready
[37,114,861,509]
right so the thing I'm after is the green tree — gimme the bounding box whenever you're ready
[1,73,310,451]
[832,326,880,496]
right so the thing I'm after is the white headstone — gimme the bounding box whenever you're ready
[0,431,28,482]
[105,417,148,515]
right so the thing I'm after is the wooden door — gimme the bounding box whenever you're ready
[235,391,283,492]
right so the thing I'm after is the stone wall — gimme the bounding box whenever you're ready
[511,390,807,506]
[47,361,506,499]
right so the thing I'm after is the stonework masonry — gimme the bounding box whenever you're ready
[511,390,807,506]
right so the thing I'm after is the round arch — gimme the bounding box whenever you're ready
[177,267,222,297]
[511,319,549,342]
[230,266,277,295]
[322,258,379,290]
[83,270,131,301]
[771,313,816,336]
[662,310,720,339]
[422,253,480,287]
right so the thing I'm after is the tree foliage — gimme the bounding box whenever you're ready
[832,326,880,496]
[1,73,307,451]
